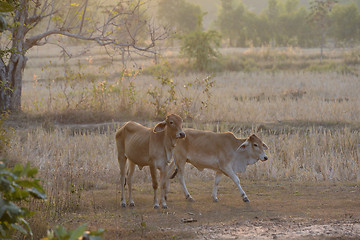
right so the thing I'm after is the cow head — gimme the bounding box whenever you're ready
[237,134,269,162]
[153,114,186,139]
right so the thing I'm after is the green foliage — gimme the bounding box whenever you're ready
[0,113,11,154]
[213,0,360,48]
[216,0,249,47]
[216,0,237,46]
[329,3,360,46]
[0,160,46,239]
[0,2,15,13]
[44,224,105,240]
[180,29,221,71]
[157,0,202,34]
[0,1,16,32]
[307,0,337,50]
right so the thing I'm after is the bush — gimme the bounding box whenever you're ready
[44,224,105,240]
[0,160,46,239]
[0,112,10,154]
[0,159,105,240]
[180,29,221,71]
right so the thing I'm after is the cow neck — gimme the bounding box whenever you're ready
[163,129,176,164]
[237,149,257,166]
[235,138,252,163]
[164,128,177,149]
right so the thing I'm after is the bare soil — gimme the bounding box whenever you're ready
[43,179,360,239]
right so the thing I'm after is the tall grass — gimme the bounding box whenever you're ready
[22,45,360,123]
[6,123,359,234]
[8,125,359,189]
[21,70,360,124]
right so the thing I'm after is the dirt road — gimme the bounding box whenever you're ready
[52,179,360,239]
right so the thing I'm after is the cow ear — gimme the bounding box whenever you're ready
[237,141,249,151]
[262,143,269,150]
[153,121,166,133]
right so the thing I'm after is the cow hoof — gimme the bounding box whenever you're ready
[129,202,135,207]
[162,205,168,209]
[213,198,219,203]
[154,204,160,209]
[186,195,194,202]
[121,203,126,208]
[243,197,250,202]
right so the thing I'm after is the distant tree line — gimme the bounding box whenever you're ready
[158,0,360,48]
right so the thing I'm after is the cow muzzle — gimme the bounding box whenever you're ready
[176,132,186,139]
[260,154,268,161]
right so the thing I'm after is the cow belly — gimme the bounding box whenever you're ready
[125,149,149,167]
[188,155,219,172]
[127,155,149,167]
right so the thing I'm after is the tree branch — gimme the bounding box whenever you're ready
[24,29,158,52]
[22,0,169,56]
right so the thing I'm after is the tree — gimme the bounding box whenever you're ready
[157,0,202,34]
[216,0,249,47]
[267,0,280,46]
[308,0,337,61]
[276,0,312,47]
[329,3,360,47]
[216,0,236,46]
[180,15,221,71]
[0,0,168,112]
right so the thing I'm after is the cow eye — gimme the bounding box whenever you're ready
[254,143,258,147]
[169,121,174,125]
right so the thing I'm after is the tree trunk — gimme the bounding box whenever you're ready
[0,55,27,112]
[0,59,11,112]
[0,0,28,112]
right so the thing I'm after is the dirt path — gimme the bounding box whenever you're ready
[41,180,358,239]
[193,219,360,239]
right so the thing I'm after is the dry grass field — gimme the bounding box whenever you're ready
[3,45,360,239]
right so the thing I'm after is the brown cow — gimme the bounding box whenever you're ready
[116,114,185,209]
[171,130,268,202]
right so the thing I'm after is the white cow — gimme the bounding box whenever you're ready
[171,130,268,202]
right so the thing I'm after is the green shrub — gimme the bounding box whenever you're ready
[0,160,46,239]
[0,113,10,154]
[180,29,221,71]
[44,224,105,240]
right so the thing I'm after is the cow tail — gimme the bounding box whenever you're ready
[116,124,127,186]
[170,168,178,179]
[169,160,178,179]
[115,124,126,160]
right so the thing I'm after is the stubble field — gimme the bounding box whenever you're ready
[5,45,360,239]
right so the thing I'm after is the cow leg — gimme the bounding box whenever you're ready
[223,167,250,202]
[177,164,194,202]
[212,172,222,202]
[118,154,127,208]
[150,166,160,209]
[127,161,136,207]
[165,161,176,201]
[160,169,168,209]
